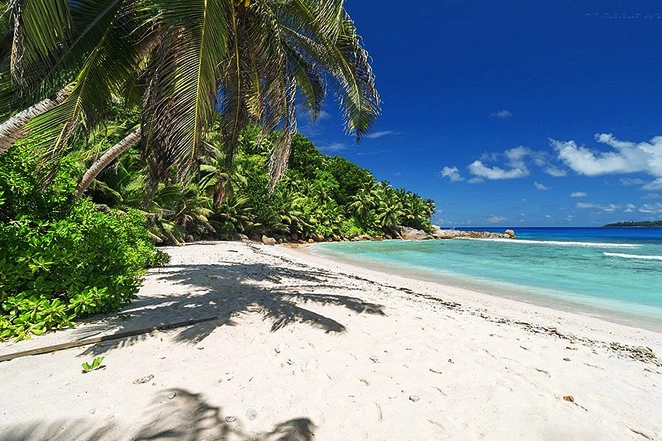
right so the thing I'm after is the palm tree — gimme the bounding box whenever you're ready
[1,0,381,196]
[377,186,404,229]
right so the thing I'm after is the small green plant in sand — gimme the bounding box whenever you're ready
[81,356,105,374]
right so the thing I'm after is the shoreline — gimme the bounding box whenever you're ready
[1,241,661,440]
[277,243,662,341]
[305,241,662,334]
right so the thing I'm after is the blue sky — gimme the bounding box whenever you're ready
[298,0,662,227]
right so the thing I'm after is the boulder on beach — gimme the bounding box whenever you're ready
[262,235,277,245]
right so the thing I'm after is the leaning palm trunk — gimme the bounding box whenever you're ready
[75,128,142,198]
[0,86,73,155]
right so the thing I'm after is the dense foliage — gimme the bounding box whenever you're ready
[0,144,168,341]
[0,110,433,341]
[87,122,436,244]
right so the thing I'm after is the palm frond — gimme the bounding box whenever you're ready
[142,0,230,183]
[26,1,146,155]
[7,0,71,86]
[332,14,381,140]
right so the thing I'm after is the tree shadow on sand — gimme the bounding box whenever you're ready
[0,388,315,441]
[74,259,385,356]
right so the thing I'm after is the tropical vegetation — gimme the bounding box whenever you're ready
[0,140,169,341]
[0,0,436,341]
[0,0,380,192]
[81,108,436,244]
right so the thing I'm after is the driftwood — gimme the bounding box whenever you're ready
[0,316,218,363]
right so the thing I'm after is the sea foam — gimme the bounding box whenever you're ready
[604,252,662,261]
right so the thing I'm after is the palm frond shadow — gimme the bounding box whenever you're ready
[76,261,385,356]
[0,388,315,441]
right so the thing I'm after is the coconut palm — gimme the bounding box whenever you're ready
[0,0,381,196]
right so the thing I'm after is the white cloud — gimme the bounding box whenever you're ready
[570,192,587,198]
[491,109,513,119]
[620,178,647,186]
[440,166,465,182]
[320,142,347,153]
[298,110,332,137]
[639,203,662,213]
[487,215,507,224]
[643,193,661,200]
[468,160,529,180]
[355,149,393,156]
[534,181,550,190]
[576,202,621,213]
[468,146,532,180]
[643,179,662,190]
[545,165,568,177]
[552,134,662,183]
[365,130,402,139]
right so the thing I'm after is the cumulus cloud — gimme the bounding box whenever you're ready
[467,146,533,180]
[440,166,465,182]
[491,109,513,119]
[534,181,550,190]
[468,160,529,180]
[570,192,587,197]
[365,130,402,139]
[487,215,507,223]
[552,134,662,187]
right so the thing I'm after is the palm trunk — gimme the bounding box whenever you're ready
[0,86,72,155]
[75,128,142,198]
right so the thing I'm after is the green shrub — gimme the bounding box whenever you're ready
[339,217,365,238]
[0,145,168,341]
[0,199,168,340]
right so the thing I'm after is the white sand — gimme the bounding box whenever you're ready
[1,241,661,440]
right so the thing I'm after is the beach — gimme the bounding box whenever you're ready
[1,241,661,440]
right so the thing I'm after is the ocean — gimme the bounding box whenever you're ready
[312,228,662,331]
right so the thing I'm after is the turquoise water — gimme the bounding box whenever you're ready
[313,228,662,330]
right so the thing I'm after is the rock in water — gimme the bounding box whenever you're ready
[399,227,432,241]
[505,229,516,238]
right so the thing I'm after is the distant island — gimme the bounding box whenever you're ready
[604,221,662,228]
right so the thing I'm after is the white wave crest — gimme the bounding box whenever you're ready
[471,238,640,249]
[604,252,662,261]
